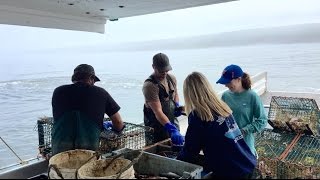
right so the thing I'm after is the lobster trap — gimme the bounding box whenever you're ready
[254,129,297,179]
[254,96,320,179]
[99,121,154,154]
[255,131,320,179]
[281,135,320,179]
[255,129,297,159]
[268,96,320,135]
[36,117,153,157]
[37,117,53,157]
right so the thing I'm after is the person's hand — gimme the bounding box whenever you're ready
[164,122,185,145]
[174,102,185,117]
[103,121,113,129]
[241,129,246,136]
[103,121,125,133]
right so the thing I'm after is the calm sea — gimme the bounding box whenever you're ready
[1,43,320,167]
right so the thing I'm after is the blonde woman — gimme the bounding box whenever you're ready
[177,72,256,179]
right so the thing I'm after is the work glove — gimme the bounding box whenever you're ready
[103,121,125,133]
[103,121,113,129]
[174,102,185,117]
[164,122,184,145]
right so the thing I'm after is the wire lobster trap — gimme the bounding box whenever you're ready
[36,117,53,158]
[36,117,153,157]
[268,96,320,136]
[99,121,154,154]
[253,95,320,179]
[280,135,320,179]
[254,129,297,179]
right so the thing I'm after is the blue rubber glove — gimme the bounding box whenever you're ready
[164,122,184,145]
[103,121,125,133]
[174,102,183,117]
[103,121,113,130]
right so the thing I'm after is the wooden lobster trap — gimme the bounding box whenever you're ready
[254,96,320,179]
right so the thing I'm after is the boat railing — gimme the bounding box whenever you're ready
[251,71,268,96]
[0,157,42,172]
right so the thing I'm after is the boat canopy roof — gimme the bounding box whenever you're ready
[0,0,236,33]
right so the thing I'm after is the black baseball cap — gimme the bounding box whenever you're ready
[153,53,172,71]
[72,64,100,82]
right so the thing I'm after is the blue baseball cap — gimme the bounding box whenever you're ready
[216,64,244,84]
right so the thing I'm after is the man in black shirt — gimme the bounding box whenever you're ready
[51,64,125,155]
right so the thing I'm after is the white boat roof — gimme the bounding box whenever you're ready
[0,0,236,33]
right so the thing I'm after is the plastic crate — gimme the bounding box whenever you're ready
[143,138,205,167]
[268,96,320,135]
[111,148,203,179]
[143,139,179,159]
[36,117,153,156]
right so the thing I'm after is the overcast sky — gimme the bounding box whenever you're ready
[1,0,320,52]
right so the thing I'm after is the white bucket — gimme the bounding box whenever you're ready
[77,158,135,179]
[48,149,96,179]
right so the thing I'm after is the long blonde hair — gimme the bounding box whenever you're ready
[183,72,232,121]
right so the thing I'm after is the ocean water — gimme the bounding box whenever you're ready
[0,43,320,167]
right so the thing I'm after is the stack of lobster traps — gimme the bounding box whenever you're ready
[255,96,320,179]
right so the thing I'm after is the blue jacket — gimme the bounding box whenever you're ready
[177,112,257,178]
